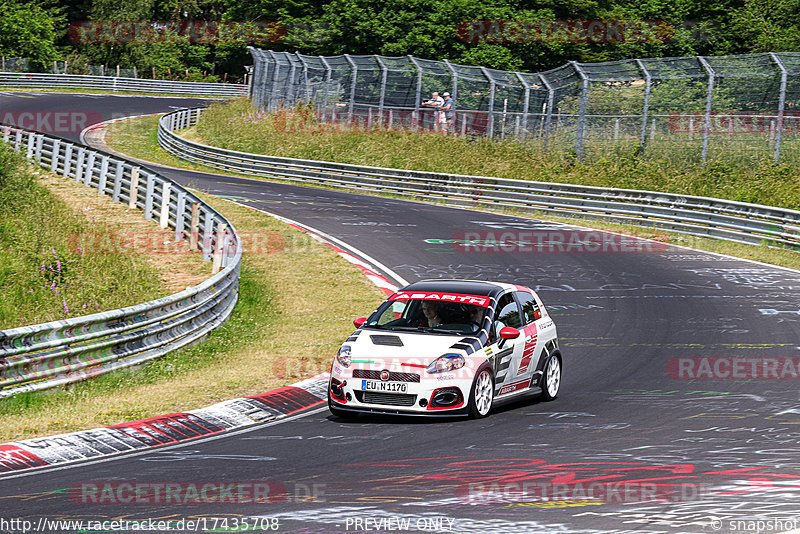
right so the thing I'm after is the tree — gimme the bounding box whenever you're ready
[0,1,61,69]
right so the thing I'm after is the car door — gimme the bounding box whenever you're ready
[512,290,544,387]
[490,292,528,396]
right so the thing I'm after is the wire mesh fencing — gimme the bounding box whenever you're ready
[248,48,800,165]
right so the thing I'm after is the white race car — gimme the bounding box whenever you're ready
[328,280,561,418]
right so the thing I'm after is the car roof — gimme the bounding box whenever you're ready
[399,279,513,298]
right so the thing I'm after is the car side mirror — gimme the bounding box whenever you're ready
[499,327,520,339]
[498,326,520,349]
[353,317,367,328]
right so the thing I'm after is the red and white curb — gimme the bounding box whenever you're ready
[0,374,330,474]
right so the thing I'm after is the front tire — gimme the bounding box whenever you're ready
[468,367,494,418]
[540,355,561,401]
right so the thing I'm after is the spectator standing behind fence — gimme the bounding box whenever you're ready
[422,91,444,132]
[441,92,454,134]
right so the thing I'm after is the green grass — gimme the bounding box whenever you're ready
[193,98,800,211]
[0,192,384,441]
[0,146,165,329]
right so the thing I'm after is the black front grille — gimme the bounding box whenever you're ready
[355,391,418,407]
[352,369,420,383]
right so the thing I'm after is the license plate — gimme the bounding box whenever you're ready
[362,380,408,393]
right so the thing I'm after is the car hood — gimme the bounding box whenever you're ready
[349,329,475,363]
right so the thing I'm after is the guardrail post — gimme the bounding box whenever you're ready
[128,166,140,208]
[83,152,96,186]
[2,126,9,143]
[189,202,200,250]
[202,211,214,261]
[571,61,589,161]
[74,147,86,182]
[345,54,357,124]
[175,191,187,241]
[14,130,21,151]
[112,162,124,201]
[33,134,44,163]
[212,223,227,273]
[98,155,109,194]
[50,139,61,171]
[698,56,715,165]
[26,132,35,159]
[770,52,788,163]
[144,174,155,220]
[160,182,172,229]
[62,144,73,177]
[635,59,652,154]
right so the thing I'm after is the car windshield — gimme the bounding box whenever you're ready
[365,297,487,335]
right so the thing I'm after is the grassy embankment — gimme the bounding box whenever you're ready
[0,144,384,442]
[117,97,800,271]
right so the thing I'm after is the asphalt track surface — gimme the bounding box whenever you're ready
[1,93,800,534]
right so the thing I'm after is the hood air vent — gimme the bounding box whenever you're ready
[370,335,404,347]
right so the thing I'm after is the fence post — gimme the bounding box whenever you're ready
[479,67,496,138]
[770,52,788,163]
[144,174,155,220]
[295,52,311,103]
[112,162,124,202]
[408,55,423,130]
[697,56,715,165]
[514,72,531,142]
[571,61,589,161]
[50,139,61,172]
[375,56,388,125]
[634,59,652,154]
[540,74,555,148]
[344,54,357,124]
[319,55,332,122]
[268,50,281,112]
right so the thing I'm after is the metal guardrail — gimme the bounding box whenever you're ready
[0,123,242,398]
[0,72,247,98]
[159,107,800,249]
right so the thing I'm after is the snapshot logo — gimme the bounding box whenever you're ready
[667,357,800,380]
[1,111,103,134]
[69,481,325,505]
[456,20,674,44]
[443,231,669,253]
[457,481,706,504]
[68,21,285,45]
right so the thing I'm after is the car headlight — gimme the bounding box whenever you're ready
[336,345,352,368]
[426,354,465,374]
